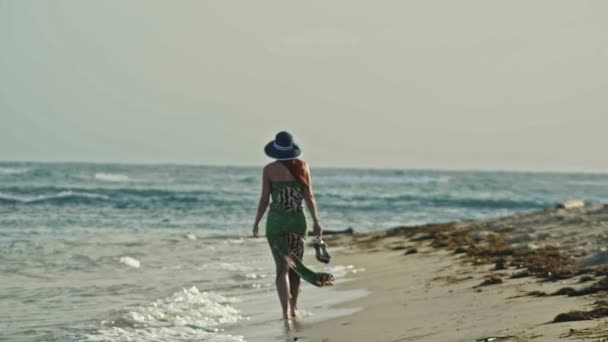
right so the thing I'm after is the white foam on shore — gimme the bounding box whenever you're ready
[94,173,130,182]
[199,262,253,272]
[83,287,245,341]
[324,264,366,278]
[128,287,241,326]
[84,326,246,342]
[245,273,267,280]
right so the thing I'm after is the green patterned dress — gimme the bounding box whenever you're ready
[266,180,334,287]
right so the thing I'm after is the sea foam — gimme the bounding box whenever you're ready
[94,173,130,182]
[84,287,244,342]
[0,191,109,204]
[324,264,366,278]
[0,167,30,175]
[118,256,141,268]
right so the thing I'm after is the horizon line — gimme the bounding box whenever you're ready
[0,159,606,176]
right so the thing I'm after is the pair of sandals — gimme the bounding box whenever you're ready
[312,237,331,264]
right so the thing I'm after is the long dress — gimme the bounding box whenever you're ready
[265,180,334,287]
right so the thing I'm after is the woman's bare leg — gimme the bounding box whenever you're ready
[271,243,290,319]
[288,234,304,318]
[288,270,300,318]
[275,270,290,319]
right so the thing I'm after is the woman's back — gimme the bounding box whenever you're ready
[265,160,301,183]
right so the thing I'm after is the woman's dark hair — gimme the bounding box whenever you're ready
[280,159,309,188]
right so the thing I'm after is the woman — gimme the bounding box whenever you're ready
[252,131,334,320]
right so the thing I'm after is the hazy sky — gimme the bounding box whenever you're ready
[1,1,606,172]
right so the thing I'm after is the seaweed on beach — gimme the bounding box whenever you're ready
[510,246,578,281]
[351,233,385,249]
[404,248,418,255]
[386,222,456,238]
[476,275,503,287]
[398,221,595,287]
[510,270,532,279]
[432,275,474,284]
[554,309,608,322]
[553,300,608,322]
[464,243,579,282]
[400,219,596,284]
[377,207,608,335]
[524,276,608,299]
[593,265,608,277]
[560,326,608,339]
[552,276,608,297]
[354,208,605,292]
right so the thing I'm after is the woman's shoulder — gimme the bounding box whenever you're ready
[263,161,279,171]
[298,159,310,171]
[264,159,308,168]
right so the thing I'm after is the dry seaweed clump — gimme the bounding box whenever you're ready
[476,275,503,287]
[525,276,608,298]
[552,276,608,297]
[399,222,588,285]
[404,248,418,255]
[510,270,532,279]
[392,216,603,288]
[463,234,516,265]
[351,233,386,249]
[386,222,456,238]
[402,224,580,283]
[593,265,608,277]
[554,300,608,323]
[560,326,608,340]
[504,246,579,281]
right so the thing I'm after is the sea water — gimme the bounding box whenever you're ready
[1,162,607,341]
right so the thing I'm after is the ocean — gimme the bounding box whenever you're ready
[1,162,607,341]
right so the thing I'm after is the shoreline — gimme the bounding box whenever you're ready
[299,205,608,342]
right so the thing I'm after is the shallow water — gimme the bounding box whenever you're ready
[1,162,607,340]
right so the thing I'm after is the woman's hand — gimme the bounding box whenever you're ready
[252,224,260,238]
[313,222,323,237]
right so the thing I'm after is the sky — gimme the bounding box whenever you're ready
[0,1,606,172]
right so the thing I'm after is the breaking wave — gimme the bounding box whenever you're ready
[0,167,31,175]
[0,186,244,208]
[79,287,245,342]
[94,173,130,182]
[0,191,110,205]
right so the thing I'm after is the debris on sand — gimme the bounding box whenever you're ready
[404,248,418,255]
[554,309,608,322]
[476,275,503,287]
[552,276,608,297]
[332,205,608,336]
[554,300,608,322]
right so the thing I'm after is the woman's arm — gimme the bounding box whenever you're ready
[252,167,271,237]
[303,163,323,236]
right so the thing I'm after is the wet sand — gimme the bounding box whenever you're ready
[300,205,608,342]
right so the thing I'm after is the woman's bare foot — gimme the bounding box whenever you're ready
[290,307,299,319]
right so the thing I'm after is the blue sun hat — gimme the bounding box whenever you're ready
[264,131,302,160]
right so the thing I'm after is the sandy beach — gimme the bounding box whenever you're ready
[300,204,608,342]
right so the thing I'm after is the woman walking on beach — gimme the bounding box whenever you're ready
[252,131,334,319]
